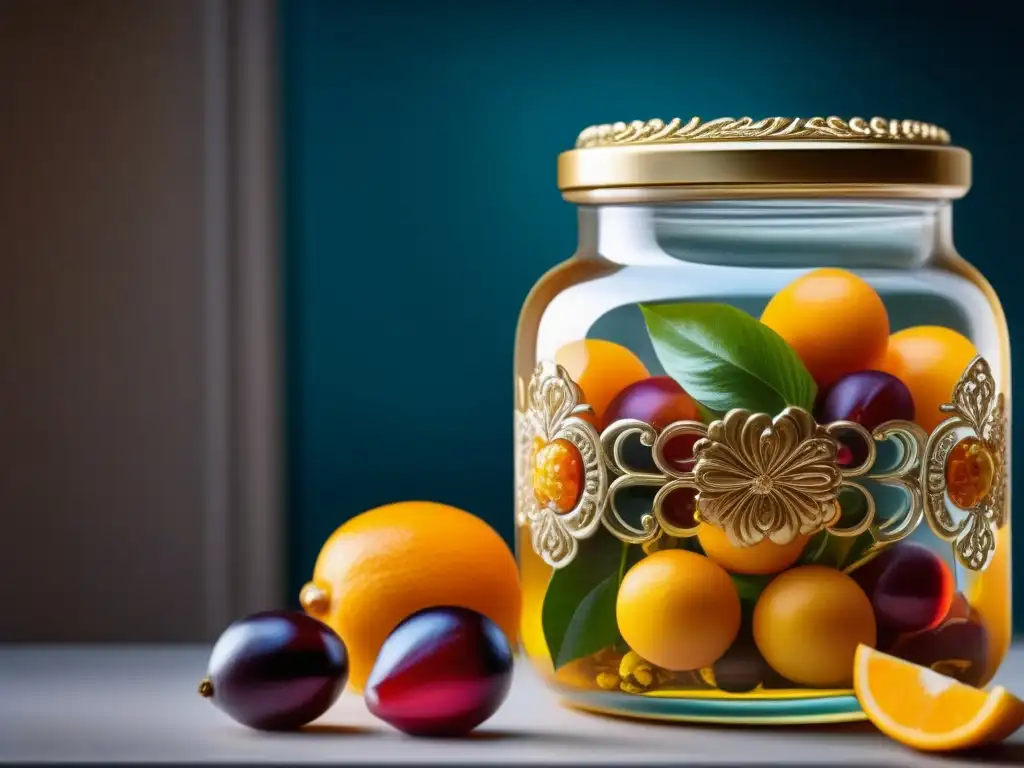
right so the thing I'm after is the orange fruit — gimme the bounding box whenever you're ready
[554,339,650,424]
[878,326,978,433]
[854,645,1024,752]
[616,549,740,671]
[697,522,808,575]
[300,501,521,693]
[753,566,876,687]
[761,268,890,387]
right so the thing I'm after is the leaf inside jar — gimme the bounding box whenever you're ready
[639,302,817,415]
[541,532,632,670]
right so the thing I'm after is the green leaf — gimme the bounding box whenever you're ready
[640,303,817,415]
[842,531,882,572]
[550,575,620,670]
[798,531,830,565]
[542,532,626,670]
[731,573,773,618]
[800,530,874,570]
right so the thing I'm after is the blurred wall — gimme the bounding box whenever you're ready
[281,0,1024,631]
[0,0,280,641]
[0,0,209,641]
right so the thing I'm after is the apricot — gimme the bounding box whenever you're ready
[554,339,649,424]
[753,566,876,687]
[617,550,740,671]
[878,326,978,432]
[761,268,890,387]
[697,522,809,576]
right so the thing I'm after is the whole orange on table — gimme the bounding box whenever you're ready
[300,501,521,693]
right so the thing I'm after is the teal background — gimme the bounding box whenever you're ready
[281,0,1023,629]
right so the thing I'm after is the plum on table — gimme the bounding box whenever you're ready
[199,610,348,730]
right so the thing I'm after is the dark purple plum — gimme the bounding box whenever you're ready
[818,370,914,466]
[889,618,989,687]
[364,606,513,737]
[198,610,348,730]
[603,376,701,471]
[851,543,955,635]
[711,623,769,694]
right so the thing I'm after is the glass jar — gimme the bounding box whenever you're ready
[514,116,1011,724]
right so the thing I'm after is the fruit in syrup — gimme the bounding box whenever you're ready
[818,370,914,465]
[753,566,876,687]
[878,326,977,433]
[760,268,890,387]
[697,521,808,576]
[602,376,701,470]
[707,622,771,694]
[616,549,740,671]
[851,542,954,635]
[890,618,990,688]
[554,339,650,424]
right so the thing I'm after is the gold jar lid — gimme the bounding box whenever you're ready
[557,116,971,203]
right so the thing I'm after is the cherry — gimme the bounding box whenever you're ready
[890,618,989,687]
[364,607,513,737]
[603,376,702,472]
[851,543,954,635]
[199,610,348,730]
[817,370,915,467]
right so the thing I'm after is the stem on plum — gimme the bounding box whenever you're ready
[198,677,214,698]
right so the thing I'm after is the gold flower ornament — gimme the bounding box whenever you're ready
[693,408,843,546]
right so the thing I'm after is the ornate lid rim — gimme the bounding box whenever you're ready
[575,117,952,149]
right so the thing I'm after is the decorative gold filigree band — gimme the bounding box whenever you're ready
[575,117,951,148]
[515,356,1006,573]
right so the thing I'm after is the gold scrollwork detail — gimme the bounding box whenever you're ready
[515,361,607,569]
[922,356,1007,571]
[516,354,1006,570]
[599,419,707,547]
[823,420,928,551]
[575,116,951,148]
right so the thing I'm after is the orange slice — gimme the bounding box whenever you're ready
[854,644,1024,752]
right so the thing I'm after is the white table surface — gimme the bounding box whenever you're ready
[2,645,1023,765]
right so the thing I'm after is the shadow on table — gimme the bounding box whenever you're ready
[570,708,1024,763]
[943,742,1024,764]
[464,729,630,748]
[298,724,380,737]
[296,725,631,749]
